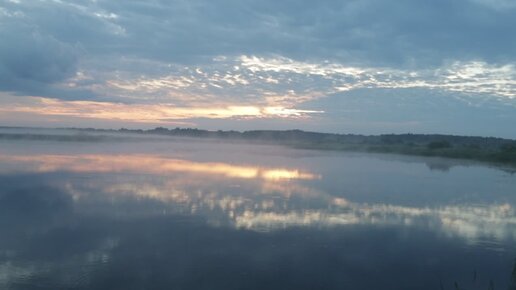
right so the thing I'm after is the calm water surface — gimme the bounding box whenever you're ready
[1,135,516,289]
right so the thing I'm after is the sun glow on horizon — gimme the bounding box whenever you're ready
[1,97,323,124]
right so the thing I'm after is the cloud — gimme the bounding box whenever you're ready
[2,0,516,81]
[239,56,516,98]
[467,0,516,10]
[0,96,322,123]
[96,0,516,67]
[299,88,516,138]
[0,22,79,92]
[69,55,515,110]
[0,0,516,135]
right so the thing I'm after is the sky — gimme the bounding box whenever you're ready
[0,0,515,138]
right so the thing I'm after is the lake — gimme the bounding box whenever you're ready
[1,131,515,290]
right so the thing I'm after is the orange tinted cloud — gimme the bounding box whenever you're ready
[2,97,322,123]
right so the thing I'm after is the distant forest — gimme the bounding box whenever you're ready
[118,127,516,166]
[2,127,516,167]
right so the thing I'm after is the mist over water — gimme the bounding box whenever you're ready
[1,129,515,290]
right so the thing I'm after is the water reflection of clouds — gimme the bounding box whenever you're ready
[0,154,320,181]
[0,175,117,290]
[0,238,116,290]
[1,153,515,246]
[236,203,516,243]
[101,179,516,244]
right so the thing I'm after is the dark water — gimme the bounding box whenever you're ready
[1,135,516,290]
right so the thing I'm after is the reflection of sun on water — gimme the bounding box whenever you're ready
[0,154,320,181]
[261,169,317,180]
[2,153,515,244]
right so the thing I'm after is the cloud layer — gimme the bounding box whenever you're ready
[1,0,516,136]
